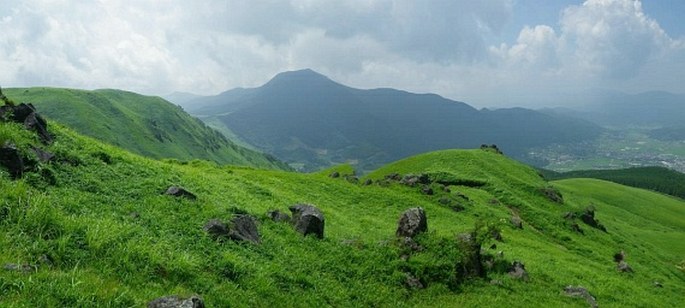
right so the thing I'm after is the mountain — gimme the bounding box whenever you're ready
[1,115,682,306]
[543,90,685,128]
[162,91,203,108]
[184,69,603,172]
[4,87,289,170]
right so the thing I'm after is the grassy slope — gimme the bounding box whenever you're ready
[542,166,685,200]
[0,122,683,307]
[4,87,288,170]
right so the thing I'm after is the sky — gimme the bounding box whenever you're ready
[0,0,684,108]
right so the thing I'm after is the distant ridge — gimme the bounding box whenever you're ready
[184,69,603,172]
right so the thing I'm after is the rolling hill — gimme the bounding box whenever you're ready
[3,87,289,170]
[1,112,682,307]
[181,69,603,172]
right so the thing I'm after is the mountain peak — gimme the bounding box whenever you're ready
[265,69,339,88]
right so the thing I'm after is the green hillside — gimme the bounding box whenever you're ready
[542,166,685,199]
[4,87,289,170]
[0,117,683,307]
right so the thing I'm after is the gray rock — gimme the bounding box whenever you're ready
[203,219,229,240]
[267,209,291,223]
[362,179,373,186]
[147,295,204,308]
[508,261,528,280]
[404,273,424,289]
[3,263,32,273]
[0,143,24,179]
[329,171,340,178]
[289,204,325,239]
[228,214,261,244]
[164,186,197,200]
[617,261,633,273]
[564,286,598,308]
[396,207,427,238]
[31,147,54,163]
[510,216,523,229]
[420,185,434,195]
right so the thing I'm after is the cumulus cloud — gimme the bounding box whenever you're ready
[0,0,682,107]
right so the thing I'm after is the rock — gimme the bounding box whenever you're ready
[404,273,424,289]
[31,147,54,162]
[540,187,563,203]
[147,295,205,308]
[8,103,35,123]
[653,281,663,288]
[491,229,503,242]
[362,179,373,186]
[490,279,503,286]
[385,173,401,181]
[455,232,485,279]
[24,112,52,144]
[570,222,584,234]
[563,212,575,220]
[329,171,340,178]
[564,286,598,308]
[420,185,433,195]
[579,206,606,232]
[438,197,451,205]
[164,186,197,200]
[267,210,291,223]
[203,219,229,240]
[613,250,625,263]
[401,236,423,252]
[227,214,261,244]
[289,204,325,239]
[345,175,359,184]
[508,261,528,280]
[400,174,430,187]
[617,261,633,273]
[510,216,523,229]
[396,207,427,238]
[3,263,32,273]
[0,143,24,179]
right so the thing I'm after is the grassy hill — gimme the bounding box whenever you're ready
[4,87,289,170]
[542,166,685,199]
[0,117,683,306]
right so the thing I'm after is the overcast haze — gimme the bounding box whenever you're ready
[1,0,684,107]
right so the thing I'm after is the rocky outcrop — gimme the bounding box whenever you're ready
[147,295,205,308]
[203,215,261,244]
[289,204,325,239]
[508,261,528,280]
[267,209,291,223]
[564,286,598,308]
[396,207,427,238]
[0,143,24,179]
[164,186,197,200]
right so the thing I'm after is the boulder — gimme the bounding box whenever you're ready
[404,273,424,289]
[24,112,52,144]
[267,209,291,223]
[510,216,523,229]
[396,207,427,238]
[579,206,606,232]
[617,261,633,273]
[147,295,205,308]
[329,171,340,178]
[164,186,197,200]
[3,263,32,273]
[227,214,261,244]
[203,219,229,240]
[613,250,625,263]
[8,103,35,123]
[0,143,24,179]
[456,232,485,279]
[420,186,434,195]
[289,204,325,239]
[540,186,563,203]
[362,179,373,186]
[564,286,598,308]
[31,147,54,162]
[508,261,528,280]
[385,173,401,181]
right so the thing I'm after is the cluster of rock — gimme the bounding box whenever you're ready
[564,205,607,234]
[0,100,53,179]
[480,144,503,154]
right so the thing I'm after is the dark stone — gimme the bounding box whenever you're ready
[404,273,424,289]
[456,232,485,279]
[227,214,261,244]
[438,197,451,205]
[289,204,325,239]
[617,261,633,273]
[345,175,359,184]
[31,147,54,163]
[540,187,563,203]
[579,206,607,232]
[0,143,24,179]
[564,286,598,308]
[510,216,523,229]
[449,203,466,212]
[329,171,340,178]
[653,281,663,288]
[400,174,430,187]
[491,229,503,242]
[164,186,197,200]
[508,261,528,280]
[570,222,584,234]
[401,236,423,252]
[563,212,576,220]
[9,103,35,123]
[24,112,52,144]
[147,295,205,308]
[203,219,229,240]
[267,210,291,223]
[385,173,401,181]
[3,263,32,273]
[362,179,373,186]
[396,207,427,238]
[420,185,433,195]
[613,251,625,263]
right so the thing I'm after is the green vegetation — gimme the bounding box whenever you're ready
[4,87,289,170]
[542,166,685,199]
[0,118,683,306]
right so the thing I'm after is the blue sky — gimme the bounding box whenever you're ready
[1,0,683,107]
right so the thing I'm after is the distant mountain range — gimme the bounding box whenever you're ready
[180,69,603,172]
[4,87,290,170]
[542,90,685,128]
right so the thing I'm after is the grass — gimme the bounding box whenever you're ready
[4,87,289,170]
[0,120,683,307]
